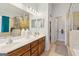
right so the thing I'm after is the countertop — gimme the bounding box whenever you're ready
[0,33,45,54]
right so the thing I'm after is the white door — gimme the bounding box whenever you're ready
[57,17,65,41]
[51,17,65,42]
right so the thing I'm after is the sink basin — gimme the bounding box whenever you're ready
[0,35,36,46]
[0,36,22,46]
[0,37,8,46]
[12,35,35,43]
[11,36,23,43]
[26,35,35,39]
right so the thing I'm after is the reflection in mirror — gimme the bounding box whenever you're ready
[31,19,36,28]
[31,18,44,36]
[13,17,20,29]
[1,16,9,32]
[72,12,79,30]
[10,15,29,36]
[37,18,44,28]
[31,18,44,28]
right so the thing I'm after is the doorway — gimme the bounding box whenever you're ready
[56,17,65,41]
[51,16,65,43]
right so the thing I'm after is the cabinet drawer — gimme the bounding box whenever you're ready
[8,44,30,56]
[22,50,30,56]
[31,40,38,48]
[31,45,38,54]
[31,50,38,56]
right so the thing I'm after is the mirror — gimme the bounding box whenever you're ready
[73,12,79,30]
[31,18,44,35]
[31,18,44,28]
[0,15,29,36]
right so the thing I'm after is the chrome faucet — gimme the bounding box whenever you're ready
[34,32,39,37]
[7,37,13,44]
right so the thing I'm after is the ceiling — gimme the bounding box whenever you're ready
[0,3,29,17]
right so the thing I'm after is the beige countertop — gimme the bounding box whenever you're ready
[0,33,45,54]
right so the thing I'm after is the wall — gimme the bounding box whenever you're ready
[29,3,50,51]
[39,4,49,51]
[51,3,70,17]
[70,4,79,12]
[0,3,27,17]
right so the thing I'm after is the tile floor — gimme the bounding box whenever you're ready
[42,40,68,56]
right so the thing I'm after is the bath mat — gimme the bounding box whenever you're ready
[55,42,68,56]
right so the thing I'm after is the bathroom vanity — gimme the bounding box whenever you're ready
[0,34,45,56]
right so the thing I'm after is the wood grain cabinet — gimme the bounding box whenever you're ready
[31,50,38,56]
[30,40,38,48]
[38,37,45,55]
[7,44,30,56]
[31,45,39,55]
[7,36,45,56]
[22,50,30,56]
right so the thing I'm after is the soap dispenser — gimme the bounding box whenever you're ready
[25,29,28,38]
[21,29,25,38]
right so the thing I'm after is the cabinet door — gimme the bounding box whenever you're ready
[31,45,39,55]
[31,50,38,56]
[39,37,45,55]
[39,42,45,55]
[22,51,30,56]
[30,40,38,48]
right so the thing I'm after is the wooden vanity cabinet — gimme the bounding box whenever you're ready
[22,50,30,56]
[31,50,38,56]
[30,40,38,48]
[30,37,45,56]
[7,44,30,56]
[38,37,45,55]
[7,36,45,56]
[30,40,39,56]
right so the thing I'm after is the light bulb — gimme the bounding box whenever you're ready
[32,9,35,13]
[29,7,32,11]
